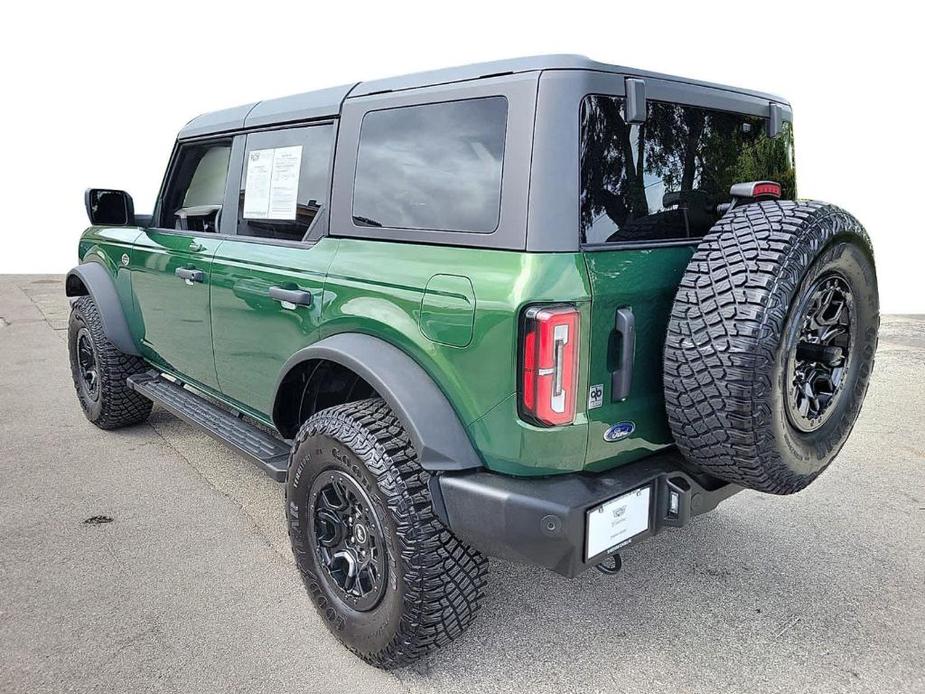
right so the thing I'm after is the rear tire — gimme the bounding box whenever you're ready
[286,398,487,669]
[664,200,879,494]
[68,296,153,429]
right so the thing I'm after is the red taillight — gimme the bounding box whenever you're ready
[752,181,782,199]
[520,305,580,426]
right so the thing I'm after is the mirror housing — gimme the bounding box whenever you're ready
[84,188,135,226]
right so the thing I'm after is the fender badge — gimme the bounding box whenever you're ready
[120,253,130,266]
[603,421,635,442]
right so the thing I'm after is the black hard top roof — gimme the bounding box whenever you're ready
[178,54,789,139]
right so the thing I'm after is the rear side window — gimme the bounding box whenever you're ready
[238,124,334,242]
[352,97,508,233]
[580,95,796,244]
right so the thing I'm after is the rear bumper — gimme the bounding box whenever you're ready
[434,449,741,578]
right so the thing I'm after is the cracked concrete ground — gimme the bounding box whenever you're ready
[1,274,923,694]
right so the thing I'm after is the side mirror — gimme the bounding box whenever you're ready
[84,188,135,226]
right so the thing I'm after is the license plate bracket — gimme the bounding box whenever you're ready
[585,485,652,561]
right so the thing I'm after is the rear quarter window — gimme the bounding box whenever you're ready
[352,97,508,233]
[580,95,796,245]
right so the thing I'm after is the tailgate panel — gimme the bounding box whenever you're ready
[582,246,694,470]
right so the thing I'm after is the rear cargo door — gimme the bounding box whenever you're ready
[582,246,694,469]
[578,89,788,469]
[578,92,706,469]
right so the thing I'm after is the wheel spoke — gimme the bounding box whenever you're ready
[818,325,846,344]
[319,485,347,512]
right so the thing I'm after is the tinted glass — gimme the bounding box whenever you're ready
[238,124,334,242]
[353,97,508,232]
[160,142,231,233]
[580,96,796,244]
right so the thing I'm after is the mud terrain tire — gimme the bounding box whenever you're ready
[286,398,487,669]
[68,295,153,429]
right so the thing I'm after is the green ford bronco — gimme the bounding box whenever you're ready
[68,55,878,668]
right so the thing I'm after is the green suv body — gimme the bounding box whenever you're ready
[76,231,685,476]
[68,55,878,668]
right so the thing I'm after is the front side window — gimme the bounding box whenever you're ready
[352,97,508,233]
[160,142,232,232]
[580,96,796,244]
[238,124,334,242]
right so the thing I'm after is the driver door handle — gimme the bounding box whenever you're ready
[175,267,205,283]
[269,286,313,307]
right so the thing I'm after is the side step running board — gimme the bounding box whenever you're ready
[127,371,290,482]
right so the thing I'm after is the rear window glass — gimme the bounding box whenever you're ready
[353,97,508,233]
[580,95,796,244]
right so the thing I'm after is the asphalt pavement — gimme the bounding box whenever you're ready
[1,275,922,694]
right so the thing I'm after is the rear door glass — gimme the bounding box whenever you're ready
[352,97,508,233]
[580,95,796,244]
[238,124,334,242]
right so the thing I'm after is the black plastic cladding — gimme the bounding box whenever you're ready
[274,333,483,472]
[437,447,741,577]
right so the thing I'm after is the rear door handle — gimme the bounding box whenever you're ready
[175,267,204,283]
[612,307,635,401]
[269,286,313,307]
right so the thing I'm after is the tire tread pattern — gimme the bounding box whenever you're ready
[69,296,152,429]
[288,398,487,669]
[663,200,874,493]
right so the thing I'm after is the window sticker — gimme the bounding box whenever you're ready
[243,146,303,220]
[242,149,273,218]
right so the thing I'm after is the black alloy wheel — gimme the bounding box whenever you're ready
[286,398,488,668]
[75,327,101,403]
[309,469,388,612]
[785,274,854,432]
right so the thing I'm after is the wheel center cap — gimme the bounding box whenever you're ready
[353,524,368,544]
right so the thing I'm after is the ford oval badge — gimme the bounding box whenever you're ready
[604,422,635,442]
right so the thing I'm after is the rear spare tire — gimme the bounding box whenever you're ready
[664,200,879,494]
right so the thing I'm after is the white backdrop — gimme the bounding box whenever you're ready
[2,1,921,311]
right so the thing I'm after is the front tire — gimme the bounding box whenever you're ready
[68,296,152,429]
[286,398,487,669]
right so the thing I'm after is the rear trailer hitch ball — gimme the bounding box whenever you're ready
[595,554,622,575]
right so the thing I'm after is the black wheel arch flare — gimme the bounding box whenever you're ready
[65,262,140,356]
[273,333,484,472]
